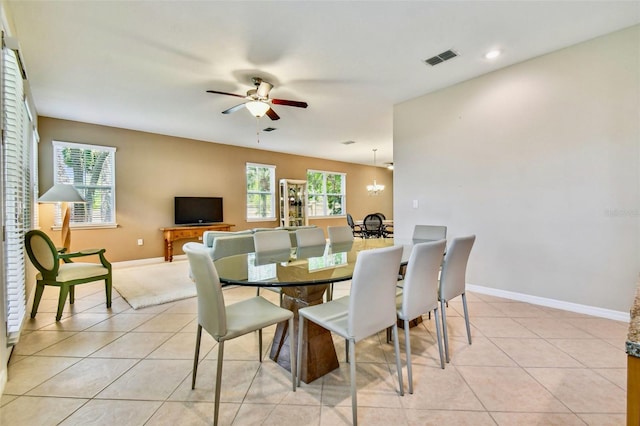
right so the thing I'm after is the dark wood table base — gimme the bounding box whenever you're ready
[269,284,340,384]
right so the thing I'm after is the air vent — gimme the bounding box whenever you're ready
[263,127,277,132]
[341,140,356,145]
[424,49,458,66]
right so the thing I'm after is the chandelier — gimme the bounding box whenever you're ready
[366,148,385,196]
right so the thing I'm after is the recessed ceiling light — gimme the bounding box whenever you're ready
[485,49,501,60]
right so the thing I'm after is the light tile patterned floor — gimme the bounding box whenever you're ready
[1,273,629,425]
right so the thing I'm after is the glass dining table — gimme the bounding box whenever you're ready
[213,238,412,383]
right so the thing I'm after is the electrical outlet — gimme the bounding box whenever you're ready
[412,199,419,209]
[137,238,144,246]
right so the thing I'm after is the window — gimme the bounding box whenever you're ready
[52,141,116,227]
[307,170,346,217]
[3,36,37,340]
[246,163,276,221]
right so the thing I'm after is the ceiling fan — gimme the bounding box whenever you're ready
[206,77,308,121]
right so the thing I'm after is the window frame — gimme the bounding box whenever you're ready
[52,140,117,229]
[306,169,346,218]
[246,162,276,222]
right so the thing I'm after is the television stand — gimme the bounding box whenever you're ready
[160,223,234,262]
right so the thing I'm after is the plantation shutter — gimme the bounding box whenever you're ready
[3,34,36,342]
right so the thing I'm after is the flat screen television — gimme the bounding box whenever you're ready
[174,196,223,225]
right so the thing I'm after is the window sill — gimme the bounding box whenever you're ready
[308,215,346,220]
[51,223,119,231]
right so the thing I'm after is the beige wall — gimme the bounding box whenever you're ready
[36,117,393,262]
[394,25,639,313]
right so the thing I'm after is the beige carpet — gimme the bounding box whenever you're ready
[112,260,195,309]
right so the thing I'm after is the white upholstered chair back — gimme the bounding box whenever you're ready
[439,235,475,302]
[183,242,227,339]
[295,227,326,247]
[400,240,447,321]
[412,225,447,242]
[348,245,403,341]
[328,225,354,244]
[253,230,291,252]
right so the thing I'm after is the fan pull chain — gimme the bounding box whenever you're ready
[256,117,260,143]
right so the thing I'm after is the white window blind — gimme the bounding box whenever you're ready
[246,162,276,221]
[3,38,35,340]
[52,141,116,227]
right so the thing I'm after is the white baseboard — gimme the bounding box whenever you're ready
[112,255,187,269]
[467,283,630,323]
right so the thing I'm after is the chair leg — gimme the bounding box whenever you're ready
[69,285,75,304]
[192,324,203,389]
[296,315,304,387]
[258,329,263,362]
[433,307,445,369]
[403,319,412,394]
[105,276,112,308]
[345,339,349,363]
[56,285,71,321]
[213,341,225,426]
[441,299,450,363]
[461,292,472,345]
[30,283,45,318]
[392,324,404,396]
[349,338,358,426]
[288,316,296,392]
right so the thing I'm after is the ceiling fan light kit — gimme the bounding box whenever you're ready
[207,76,308,122]
[245,100,270,118]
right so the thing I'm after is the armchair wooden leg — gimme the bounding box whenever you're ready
[57,285,71,321]
[30,283,45,319]
[69,285,75,304]
[105,277,112,308]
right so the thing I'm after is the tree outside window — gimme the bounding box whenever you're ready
[246,163,276,220]
[307,170,345,217]
[52,141,116,226]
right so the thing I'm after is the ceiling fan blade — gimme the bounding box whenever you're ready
[222,103,247,114]
[266,108,280,121]
[271,98,308,108]
[206,90,246,99]
[256,81,273,98]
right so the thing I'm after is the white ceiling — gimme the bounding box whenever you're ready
[5,1,640,166]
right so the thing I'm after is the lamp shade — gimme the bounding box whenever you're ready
[245,100,270,118]
[38,184,85,203]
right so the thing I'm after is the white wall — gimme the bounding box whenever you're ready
[394,25,639,313]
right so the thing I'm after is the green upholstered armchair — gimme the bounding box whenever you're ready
[25,229,112,321]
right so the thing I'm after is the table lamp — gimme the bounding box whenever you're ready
[38,184,86,252]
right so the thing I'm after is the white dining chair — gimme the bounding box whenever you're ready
[327,225,354,244]
[295,227,326,247]
[253,230,292,302]
[439,234,476,363]
[183,242,296,426]
[397,239,447,393]
[210,234,255,260]
[296,245,404,426]
[254,229,292,252]
[412,224,447,242]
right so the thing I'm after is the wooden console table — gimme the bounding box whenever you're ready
[160,224,234,262]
